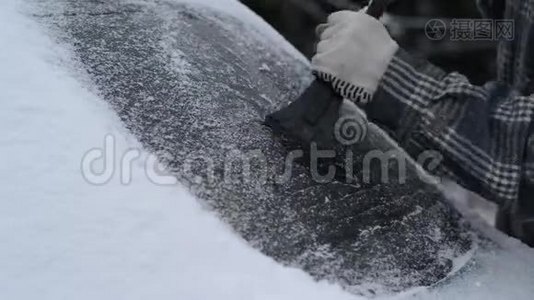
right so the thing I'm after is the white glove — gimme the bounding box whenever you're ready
[312,10,398,104]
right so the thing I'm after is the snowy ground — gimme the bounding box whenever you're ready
[1,0,534,299]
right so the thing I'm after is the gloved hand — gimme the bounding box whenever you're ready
[312,10,398,104]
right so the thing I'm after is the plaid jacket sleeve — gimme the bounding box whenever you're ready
[366,48,534,205]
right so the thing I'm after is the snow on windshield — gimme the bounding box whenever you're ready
[0,1,354,299]
[1,0,533,299]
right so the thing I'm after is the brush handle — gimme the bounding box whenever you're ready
[366,0,389,19]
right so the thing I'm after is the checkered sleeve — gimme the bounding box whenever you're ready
[366,48,534,205]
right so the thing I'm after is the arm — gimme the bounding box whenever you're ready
[367,48,534,204]
[312,10,534,204]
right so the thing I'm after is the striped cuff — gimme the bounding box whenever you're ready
[312,70,373,104]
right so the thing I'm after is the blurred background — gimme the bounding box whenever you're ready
[240,0,497,85]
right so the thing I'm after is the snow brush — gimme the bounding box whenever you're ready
[264,0,389,147]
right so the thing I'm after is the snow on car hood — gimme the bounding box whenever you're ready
[0,1,353,299]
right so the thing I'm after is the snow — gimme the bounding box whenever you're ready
[2,0,534,299]
[0,1,355,299]
[127,0,309,64]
